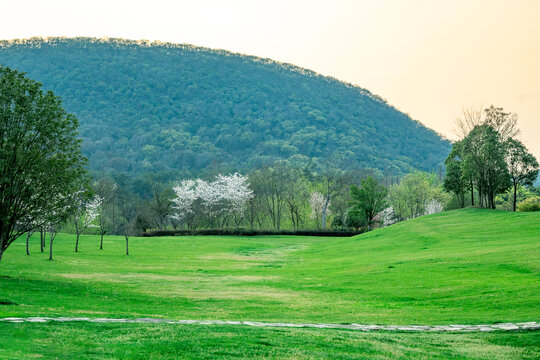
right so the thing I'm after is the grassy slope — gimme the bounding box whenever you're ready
[0,208,538,325]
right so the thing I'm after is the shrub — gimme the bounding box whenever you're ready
[517,196,540,212]
[141,229,363,237]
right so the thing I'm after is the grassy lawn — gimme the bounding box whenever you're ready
[1,208,538,324]
[0,322,538,360]
[0,208,538,358]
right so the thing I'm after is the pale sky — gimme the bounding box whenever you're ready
[2,0,539,159]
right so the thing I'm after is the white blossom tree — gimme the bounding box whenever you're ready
[309,191,331,227]
[424,199,443,215]
[171,180,198,220]
[215,173,253,227]
[171,173,252,229]
[379,207,397,227]
[73,194,102,252]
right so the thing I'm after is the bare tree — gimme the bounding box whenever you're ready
[454,105,483,139]
[150,184,173,229]
[118,200,137,256]
[454,104,520,141]
[93,178,117,250]
[318,167,348,229]
[283,169,309,231]
[250,166,288,230]
[484,105,520,141]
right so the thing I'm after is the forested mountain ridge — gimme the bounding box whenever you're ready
[0,37,450,177]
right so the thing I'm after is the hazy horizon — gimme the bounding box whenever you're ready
[2,0,538,159]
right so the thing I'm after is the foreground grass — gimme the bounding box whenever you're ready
[0,322,538,359]
[0,208,539,325]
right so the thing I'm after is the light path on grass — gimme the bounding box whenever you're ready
[1,317,539,332]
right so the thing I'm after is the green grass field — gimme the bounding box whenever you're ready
[0,208,539,358]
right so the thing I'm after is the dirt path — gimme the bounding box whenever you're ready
[1,317,538,332]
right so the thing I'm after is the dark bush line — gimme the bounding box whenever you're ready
[140,229,364,237]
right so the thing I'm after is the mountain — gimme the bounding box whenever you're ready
[0,37,450,177]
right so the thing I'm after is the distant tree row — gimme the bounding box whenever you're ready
[444,106,539,211]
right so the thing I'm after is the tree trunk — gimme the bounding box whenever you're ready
[470,180,474,206]
[100,232,104,250]
[26,232,30,255]
[322,201,328,229]
[75,233,80,252]
[125,235,129,256]
[513,183,517,212]
[49,232,54,261]
[478,184,483,208]
[40,229,44,253]
[0,249,3,263]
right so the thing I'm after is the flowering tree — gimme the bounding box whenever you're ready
[171,179,198,223]
[309,192,330,227]
[378,207,398,227]
[73,194,102,252]
[424,199,443,215]
[216,173,253,227]
[171,173,252,229]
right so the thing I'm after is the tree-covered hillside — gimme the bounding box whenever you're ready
[0,38,450,177]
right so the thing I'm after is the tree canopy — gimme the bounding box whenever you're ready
[0,66,87,262]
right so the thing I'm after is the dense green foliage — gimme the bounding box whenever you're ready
[1,322,538,359]
[1,209,538,324]
[518,196,540,212]
[349,176,388,229]
[0,66,87,262]
[0,38,450,177]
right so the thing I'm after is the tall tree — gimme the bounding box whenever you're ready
[462,125,510,208]
[318,167,348,229]
[282,168,309,231]
[149,183,173,229]
[250,166,288,230]
[443,141,467,207]
[0,66,87,262]
[349,176,388,231]
[505,139,539,211]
